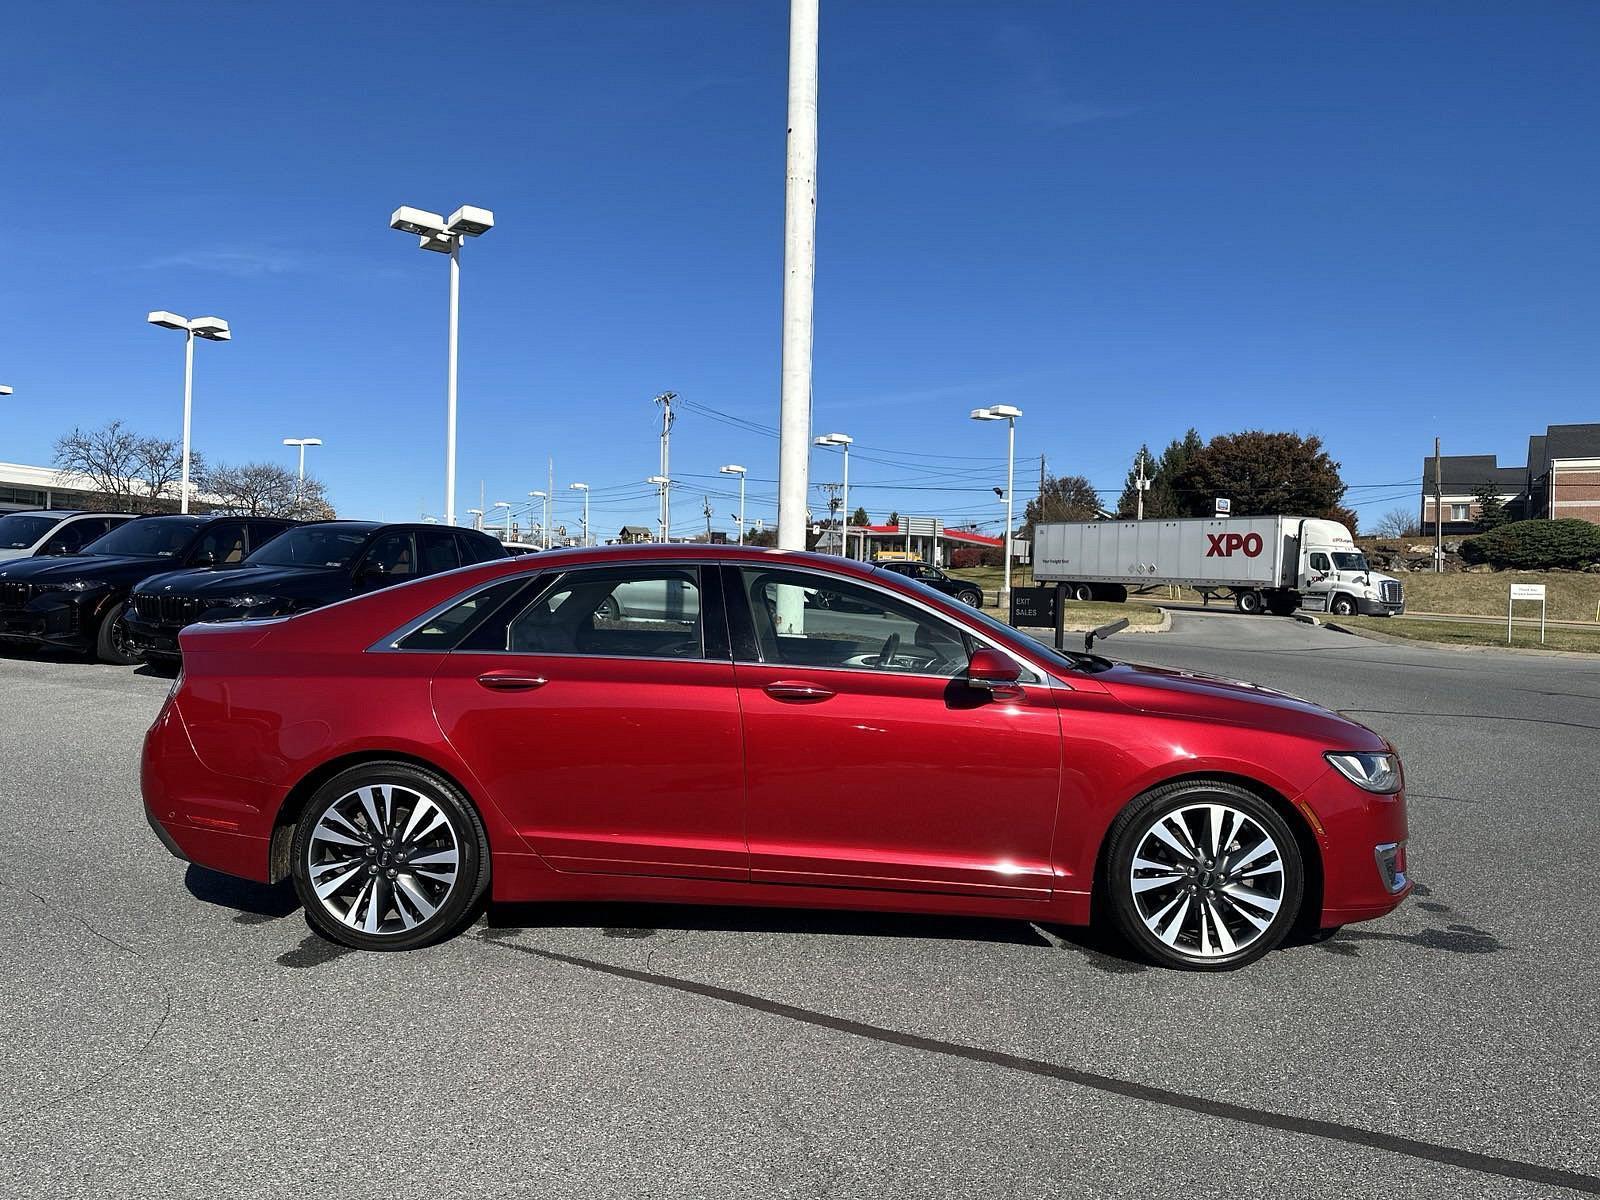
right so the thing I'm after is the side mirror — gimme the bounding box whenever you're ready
[967,647,1023,695]
[191,551,218,568]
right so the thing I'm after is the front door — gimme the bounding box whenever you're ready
[723,565,1062,900]
[430,563,748,881]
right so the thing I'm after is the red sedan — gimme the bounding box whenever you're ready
[141,545,1410,969]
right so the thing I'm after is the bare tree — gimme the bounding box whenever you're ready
[1372,508,1421,539]
[131,436,199,511]
[201,460,333,519]
[53,421,142,509]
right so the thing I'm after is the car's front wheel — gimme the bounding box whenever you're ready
[290,762,490,951]
[96,607,140,665]
[1330,595,1357,616]
[957,588,983,608]
[1103,780,1304,970]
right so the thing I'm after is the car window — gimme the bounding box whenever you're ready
[362,531,417,578]
[1309,553,1331,572]
[489,566,705,659]
[248,525,371,568]
[736,566,970,677]
[42,519,100,556]
[397,578,527,651]
[191,522,249,566]
[82,516,200,558]
[245,521,290,554]
[417,528,462,575]
[0,514,58,549]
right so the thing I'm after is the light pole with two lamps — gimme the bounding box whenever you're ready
[970,404,1022,609]
[147,311,231,513]
[388,203,495,528]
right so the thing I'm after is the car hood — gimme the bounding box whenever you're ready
[0,553,181,586]
[1094,662,1386,750]
[136,563,346,601]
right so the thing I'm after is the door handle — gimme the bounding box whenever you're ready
[764,680,834,702]
[476,672,549,692]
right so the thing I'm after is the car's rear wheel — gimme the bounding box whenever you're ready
[96,607,140,665]
[290,762,490,951]
[1103,780,1303,971]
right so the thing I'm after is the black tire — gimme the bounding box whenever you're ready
[1072,583,1094,602]
[1265,593,1298,617]
[957,588,983,608]
[1329,595,1357,616]
[290,761,491,951]
[1095,584,1129,603]
[1235,590,1264,615]
[96,606,141,665]
[1102,779,1304,971]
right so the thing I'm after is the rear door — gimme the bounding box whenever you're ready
[429,563,748,880]
[725,564,1062,900]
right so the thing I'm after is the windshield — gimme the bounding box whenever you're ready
[246,525,371,569]
[82,517,200,559]
[0,514,57,549]
[1331,552,1369,573]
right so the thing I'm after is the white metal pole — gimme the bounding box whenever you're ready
[840,443,850,558]
[583,490,590,546]
[445,241,461,526]
[777,0,819,552]
[1002,416,1016,607]
[179,330,195,513]
[546,458,553,549]
[296,443,307,482]
[738,474,746,545]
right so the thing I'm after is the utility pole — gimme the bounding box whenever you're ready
[821,482,843,554]
[1135,450,1150,520]
[777,0,818,553]
[655,391,676,542]
[703,495,713,541]
[1434,435,1443,573]
[546,456,554,548]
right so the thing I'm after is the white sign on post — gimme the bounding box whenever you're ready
[1507,583,1547,644]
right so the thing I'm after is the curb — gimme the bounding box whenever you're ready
[1322,619,1599,659]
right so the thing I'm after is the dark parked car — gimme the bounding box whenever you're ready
[0,510,138,564]
[124,521,510,663]
[876,560,984,607]
[0,514,295,663]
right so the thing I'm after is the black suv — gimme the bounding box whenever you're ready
[124,521,509,663]
[0,514,296,663]
[874,560,985,607]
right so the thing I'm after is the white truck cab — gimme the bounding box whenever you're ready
[1294,518,1404,616]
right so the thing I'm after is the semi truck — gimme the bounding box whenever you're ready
[1032,516,1404,617]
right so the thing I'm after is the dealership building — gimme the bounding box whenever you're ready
[0,460,192,515]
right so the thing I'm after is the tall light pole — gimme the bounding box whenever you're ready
[148,311,230,513]
[971,405,1022,610]
[282,436,322,512]
[389,203,495,528]
[492,500,514,541]
[467,507,484,531]
[528,490,548,549]
[720,465,747,544]
[778,0,819,552]
[813,434,852,557]
[648,476,671,541]
[569,482,590,546]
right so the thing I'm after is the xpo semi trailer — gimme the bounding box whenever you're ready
[1032,516,1404,616]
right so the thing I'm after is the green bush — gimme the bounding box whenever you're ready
[1459,519,1600,569]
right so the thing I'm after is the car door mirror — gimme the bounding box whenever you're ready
[191,550,218,567]
[967,647,1022,693]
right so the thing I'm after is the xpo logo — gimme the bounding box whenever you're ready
[1206,532,1264,557]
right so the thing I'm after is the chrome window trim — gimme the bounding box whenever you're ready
[367,555,1065,688]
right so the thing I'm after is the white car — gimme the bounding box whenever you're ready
[0,510,137,563]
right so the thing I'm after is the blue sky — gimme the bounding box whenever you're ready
[5,1,1598,537]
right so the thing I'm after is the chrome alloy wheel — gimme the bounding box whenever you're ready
[306,784,460,935]
[1128,802,1285,960]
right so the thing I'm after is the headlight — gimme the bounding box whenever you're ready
[1325,751,1402,794]
[37,579,103,593]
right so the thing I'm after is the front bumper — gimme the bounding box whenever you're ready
[0,593,101,650]
[1297,766,1412,926]
[1355,596,1405,617]
[123,609,184,658]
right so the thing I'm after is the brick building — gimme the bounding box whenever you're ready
[1421,423,1600,535]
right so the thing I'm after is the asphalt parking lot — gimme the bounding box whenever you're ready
[0,615,1596,1200]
